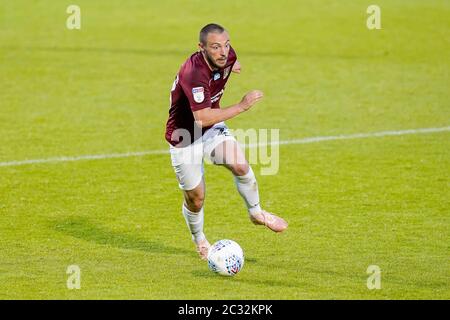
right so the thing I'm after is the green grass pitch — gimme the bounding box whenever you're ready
[0,0,449,299]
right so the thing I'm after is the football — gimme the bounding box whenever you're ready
[207,240,244,276]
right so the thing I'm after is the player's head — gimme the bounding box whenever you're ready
[198,23,230,69]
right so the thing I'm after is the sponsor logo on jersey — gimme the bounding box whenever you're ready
[192,87,205,103]
[223,66,231,79]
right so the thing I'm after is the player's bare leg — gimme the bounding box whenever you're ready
[211,140,288,232]
[182,179,210,259]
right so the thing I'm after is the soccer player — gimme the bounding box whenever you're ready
[165,23,288,259]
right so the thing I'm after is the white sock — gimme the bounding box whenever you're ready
[182,204,206,243]
[234,167,262,215]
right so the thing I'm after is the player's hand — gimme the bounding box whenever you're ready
[232,61,241,74]
[239,90,264,111]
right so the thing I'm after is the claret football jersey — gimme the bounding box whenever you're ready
[165,47,237,147]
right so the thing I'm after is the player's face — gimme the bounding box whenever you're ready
[200,31,230,69]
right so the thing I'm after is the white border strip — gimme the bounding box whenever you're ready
[1,126,449,168]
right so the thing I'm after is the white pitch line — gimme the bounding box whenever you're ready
[1,126,449,168]
[248,126,450,148]
[0,149,169,168]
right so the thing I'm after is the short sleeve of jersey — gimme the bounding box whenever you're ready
[180,72,212,112]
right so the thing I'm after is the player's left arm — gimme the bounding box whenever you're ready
[232,60,241,74]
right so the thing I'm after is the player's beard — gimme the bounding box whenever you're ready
[204,51,227,70]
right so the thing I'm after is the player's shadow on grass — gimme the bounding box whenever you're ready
[52,217,192,256]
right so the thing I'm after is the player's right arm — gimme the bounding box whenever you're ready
[193,90,263,128]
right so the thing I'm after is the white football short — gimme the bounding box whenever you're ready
[169,122,236,190]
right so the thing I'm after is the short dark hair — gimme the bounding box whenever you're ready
[199,23,226,44]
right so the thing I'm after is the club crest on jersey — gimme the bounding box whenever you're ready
[213,72,220,81]
[223,66,231,79]
[192,87,205,103]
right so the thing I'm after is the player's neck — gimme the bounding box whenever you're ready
[201,51,219,72]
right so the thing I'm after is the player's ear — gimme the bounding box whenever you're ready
[198,42,205,52]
